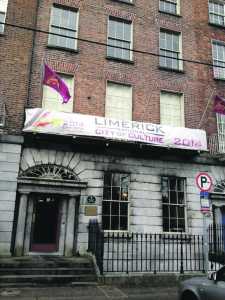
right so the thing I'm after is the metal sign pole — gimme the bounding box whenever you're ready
[203,214,209,273]
[200,191,210,273]
[195,173,213,274]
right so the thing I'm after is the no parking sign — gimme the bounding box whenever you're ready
[195,172,213,192]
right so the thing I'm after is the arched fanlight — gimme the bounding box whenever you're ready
[20,164,79,181]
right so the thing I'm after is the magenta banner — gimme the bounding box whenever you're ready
[23,109,208,151]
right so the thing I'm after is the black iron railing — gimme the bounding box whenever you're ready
[87,219,104,274]
[103,232,205,274]
[88,220,208,274]
[209,224,225,265]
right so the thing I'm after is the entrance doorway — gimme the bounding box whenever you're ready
[222,207,225,226]
[30,195,60,252]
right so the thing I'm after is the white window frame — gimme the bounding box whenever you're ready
[42,73,74,112]
[209,0,225,26]
[160,91,185,127]
[113,0,133,3]
[159,0,180,15]
[161,176,187,233]
[0,101,6,127]
[107,17,133,61]
[105,81,133,121]
[0,0,8,33]
[48,5,79,50]
[102,172,130,232]
[159,29,183,71]
[212,40,225,79]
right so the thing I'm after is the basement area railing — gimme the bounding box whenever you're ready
[88,220,214,275]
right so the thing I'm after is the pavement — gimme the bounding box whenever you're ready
[0,285,178,300]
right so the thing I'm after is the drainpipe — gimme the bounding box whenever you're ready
[26,0,40,108]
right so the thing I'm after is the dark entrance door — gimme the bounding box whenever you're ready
[30,195,60,252]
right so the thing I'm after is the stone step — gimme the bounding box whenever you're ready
[0,274,97,286]
[0,259,93,269]
[0,267,94,276]
[0,256,97,287]
[0,281,99,288]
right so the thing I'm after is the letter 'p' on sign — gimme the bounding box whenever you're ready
[196,172,213,192]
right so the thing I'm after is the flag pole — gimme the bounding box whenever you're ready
[40,57,47,104]
[198,89,216,129]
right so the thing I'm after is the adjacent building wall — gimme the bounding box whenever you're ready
[0,136,23,255]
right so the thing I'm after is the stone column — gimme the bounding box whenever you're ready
[14,193,29,256]
[65,196,76,257]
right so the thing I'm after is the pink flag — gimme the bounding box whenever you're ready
[213,95,225,115]
[42,63,71,104]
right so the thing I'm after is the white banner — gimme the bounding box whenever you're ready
[23,109,208,151]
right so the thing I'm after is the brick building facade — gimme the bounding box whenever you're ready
[1,0,225,263]
[0,0,37,255]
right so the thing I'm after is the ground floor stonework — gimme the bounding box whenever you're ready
[1,135,225,258]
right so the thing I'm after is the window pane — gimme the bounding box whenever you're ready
[112,173,120,186]
[112,187,120,200]
[103,187,111,200]
[109,19,116,36]
[120,216,128,230]
[177,179,185,191]
[114,40,123,59]
[111,202,119,215]
[111,216,119,230]
[122,41,131,60]
[102,216,110,230]
[116,22,124,40]
[124,22,131,41]
[170,206,177,218]
[104,172,112,186]
[178,219,185,232]
[178,206,184,218]
[121,188,128,201]
[120,203,128,215]
[170,218,178,231]
[169,178,177,190]
[102,201,110,215]
[162,177,168,191]
[163,218,169,232]
[170,191,177,204]
[162,191,169,203]
[178,192,185,204]
[163,204,169,218]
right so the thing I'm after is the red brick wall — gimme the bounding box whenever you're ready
[0,0,38,135]
[3,0,225,136]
